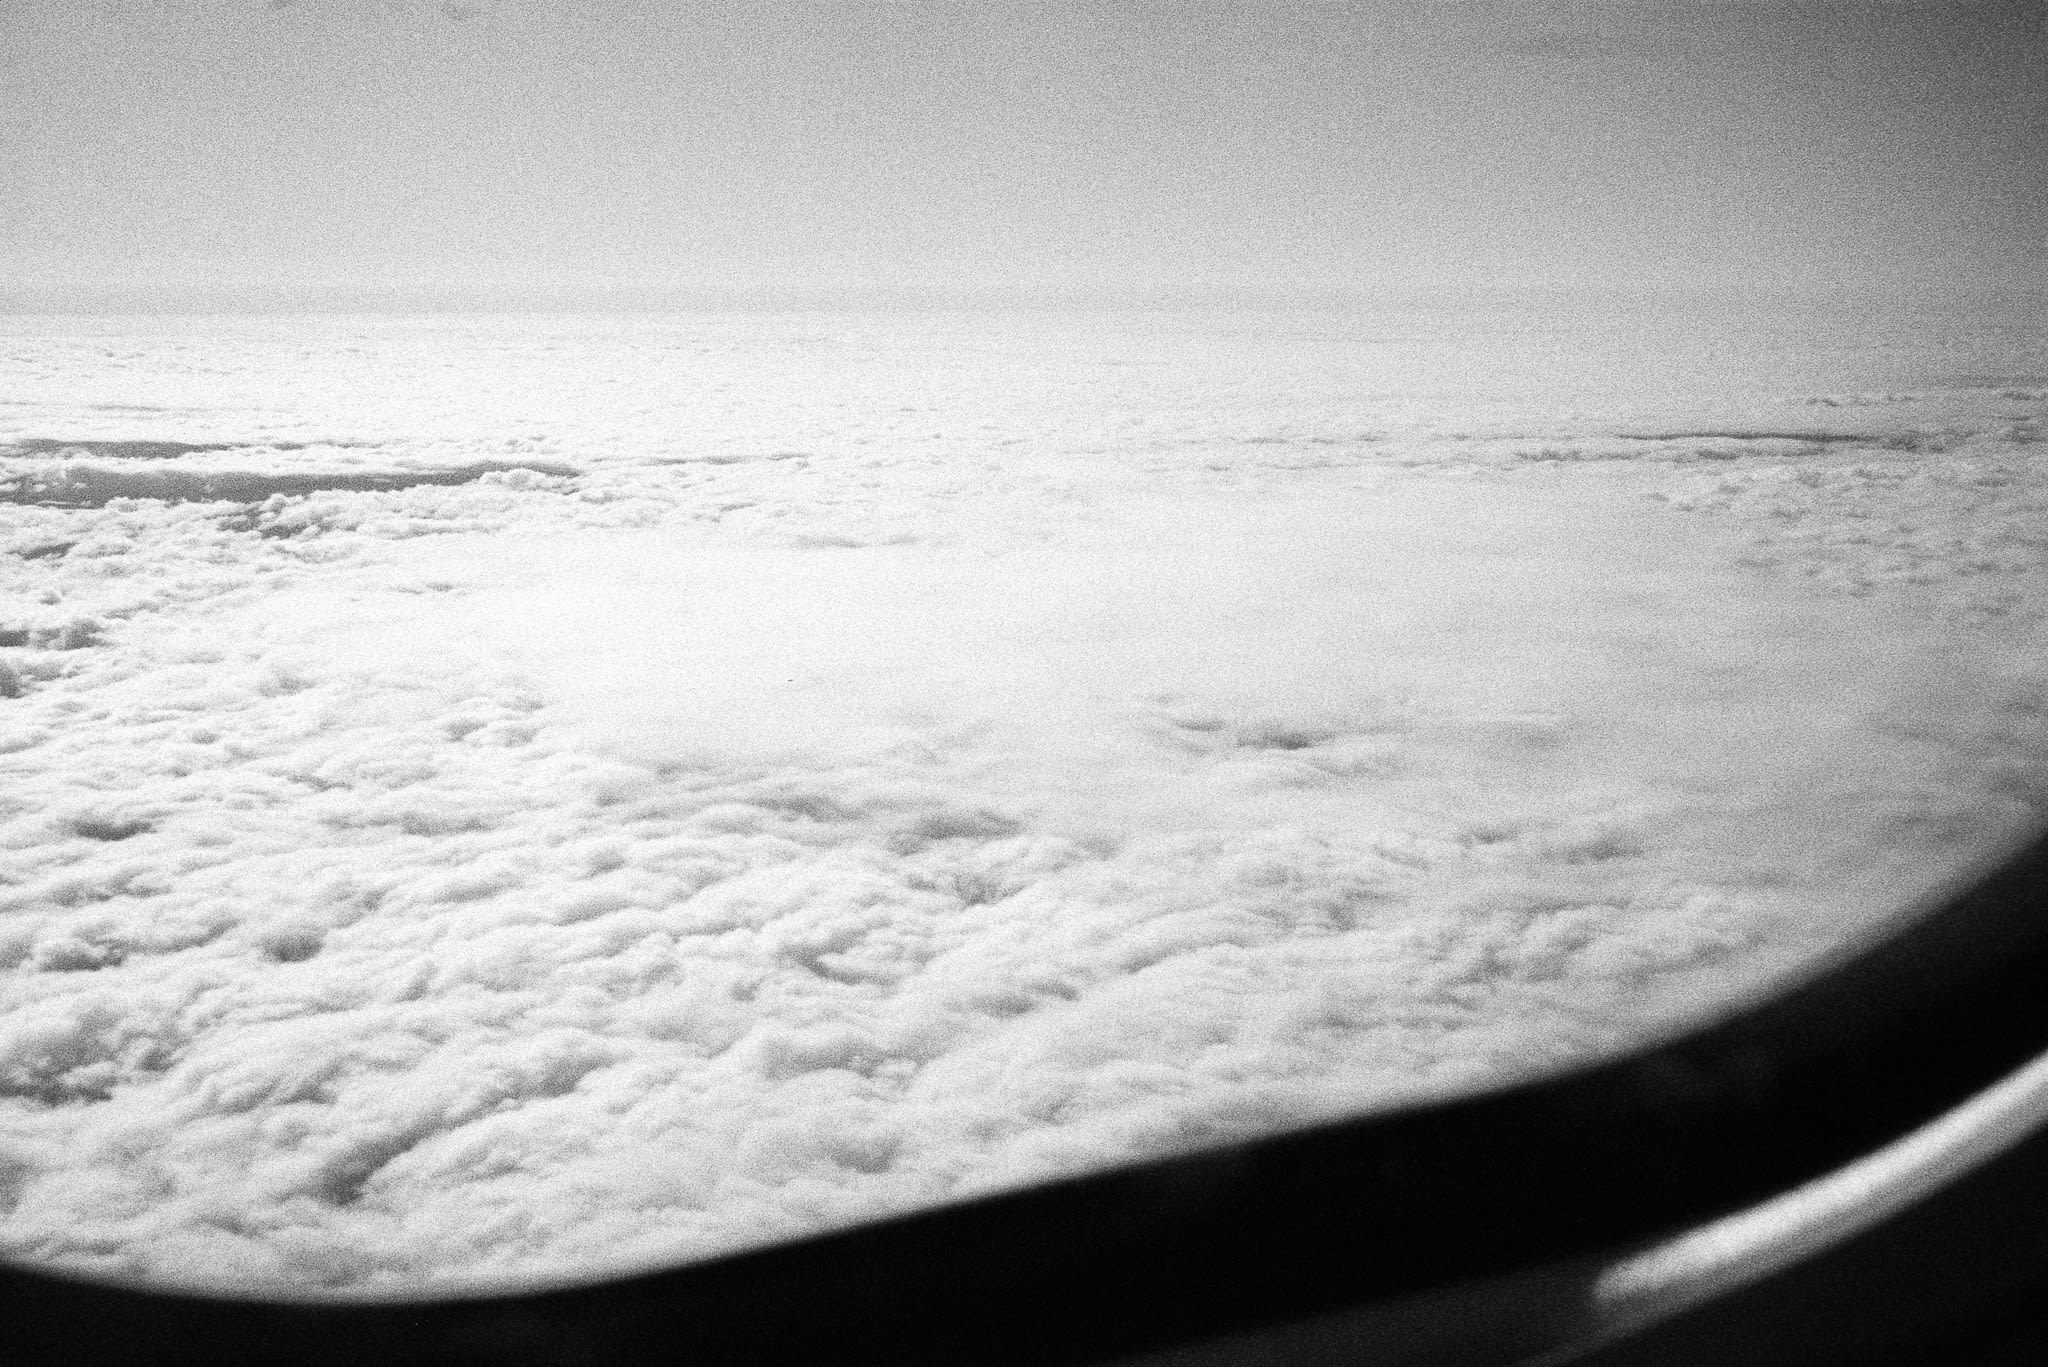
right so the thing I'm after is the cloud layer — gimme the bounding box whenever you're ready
[1,307,2044,1294]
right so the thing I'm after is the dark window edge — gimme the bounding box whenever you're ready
[5,828,2046,1367]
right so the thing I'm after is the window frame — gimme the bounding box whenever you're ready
[5,831,2047,1366]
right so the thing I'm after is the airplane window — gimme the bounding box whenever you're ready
[1,0,2043,1318]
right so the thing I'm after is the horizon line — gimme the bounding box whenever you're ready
[4,277,2043,319]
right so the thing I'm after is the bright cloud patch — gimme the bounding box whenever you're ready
[1,309,2044,1294]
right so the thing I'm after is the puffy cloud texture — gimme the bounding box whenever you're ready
[1,306,2045,1293]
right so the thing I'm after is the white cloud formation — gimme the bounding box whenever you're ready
[0,307,2044,1294]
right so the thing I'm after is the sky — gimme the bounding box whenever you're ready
[1,0,2044,310]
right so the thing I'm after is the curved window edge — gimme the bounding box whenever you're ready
[5,828,2047,1367]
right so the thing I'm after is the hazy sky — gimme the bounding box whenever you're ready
[2,0,2043,308]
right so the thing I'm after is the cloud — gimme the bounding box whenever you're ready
[0,309,2043,1294]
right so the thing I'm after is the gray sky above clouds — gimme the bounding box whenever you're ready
[1,1,2043,308]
